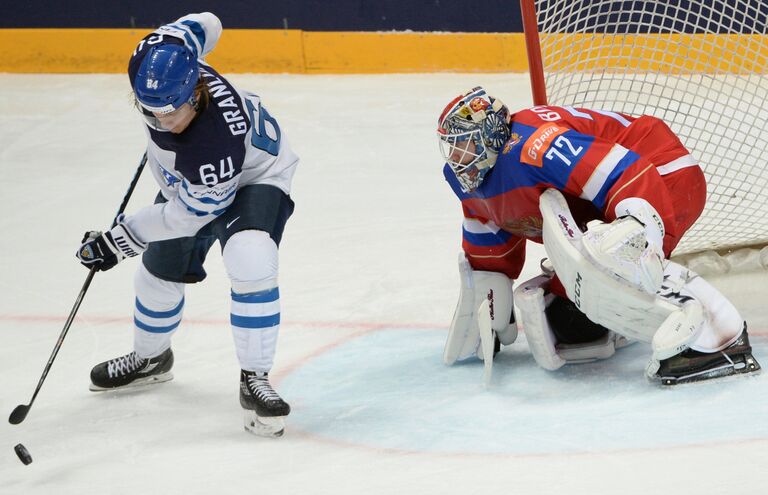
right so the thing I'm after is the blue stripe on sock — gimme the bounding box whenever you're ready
[230,313,280,329]
[231,288,280,304]
[135,297,184,319]
[134,317,182,334]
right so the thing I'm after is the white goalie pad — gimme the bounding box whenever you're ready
[538,189,703,353]
[514,274,565,370]
[443,253,517,365]
[515,273,629,370]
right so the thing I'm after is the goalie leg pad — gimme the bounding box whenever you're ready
[515,273,626,370]
[444,253,516,365]
[675,264,745,353]
[539,188,680,343]
[514,274,565,370]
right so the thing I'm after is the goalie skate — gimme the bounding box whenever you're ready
[240,370,290,438]
[652,325,761,386]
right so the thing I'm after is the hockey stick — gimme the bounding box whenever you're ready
[8,152,148,425]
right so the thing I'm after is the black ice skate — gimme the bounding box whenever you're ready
[654,325,761,386]
[240,370,290,438]
[89,348,174,391]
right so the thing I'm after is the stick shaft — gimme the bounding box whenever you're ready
[15,153,148,418]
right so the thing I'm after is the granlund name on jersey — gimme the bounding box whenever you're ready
[124,12,299,244]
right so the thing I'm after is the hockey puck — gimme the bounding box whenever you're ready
[14,443,32,465]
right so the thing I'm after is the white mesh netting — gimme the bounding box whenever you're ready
[531,0,768,264]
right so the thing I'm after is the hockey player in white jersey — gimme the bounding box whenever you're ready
[76,13,297,437]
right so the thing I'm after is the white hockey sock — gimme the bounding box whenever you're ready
[133,264,184,359]
[223,230,282,372]
[230,288,280,372]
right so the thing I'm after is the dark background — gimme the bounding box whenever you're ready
[3,0,765,33]
[0,0,524,31]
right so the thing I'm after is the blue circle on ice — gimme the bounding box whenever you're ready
[280,328,768,455]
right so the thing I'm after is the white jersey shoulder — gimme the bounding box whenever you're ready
[153,12,222,60]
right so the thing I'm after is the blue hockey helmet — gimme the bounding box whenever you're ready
[133,44,199,115]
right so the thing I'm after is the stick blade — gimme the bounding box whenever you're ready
[8,405,29,425]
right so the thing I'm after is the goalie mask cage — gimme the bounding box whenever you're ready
[520,0,768,258]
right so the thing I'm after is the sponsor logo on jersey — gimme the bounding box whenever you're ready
[521,124,568,167]
[502,133,522,154]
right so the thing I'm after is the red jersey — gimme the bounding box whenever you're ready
[444,105,706,279]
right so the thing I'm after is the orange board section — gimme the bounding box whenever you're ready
[0,28,529,73]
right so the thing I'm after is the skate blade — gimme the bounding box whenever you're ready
[89,372,174,392]
[243,410,286,438]
[656,356,761,386]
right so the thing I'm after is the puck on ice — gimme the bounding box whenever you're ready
[14,443,32,465]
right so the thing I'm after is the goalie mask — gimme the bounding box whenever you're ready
[437,87,511,192]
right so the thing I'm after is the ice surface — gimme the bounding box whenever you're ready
[0,73,766,494]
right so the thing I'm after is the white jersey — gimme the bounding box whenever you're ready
[125,13,299,243]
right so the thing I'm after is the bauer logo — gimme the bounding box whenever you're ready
[521,124,567,167]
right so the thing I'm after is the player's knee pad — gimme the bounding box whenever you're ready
[443,253,517,365]
[515,272,628,371]
[134,263,185,308]
[223,230,279,293]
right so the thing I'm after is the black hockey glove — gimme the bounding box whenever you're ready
[76,215,146,271]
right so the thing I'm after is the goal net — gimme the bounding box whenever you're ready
[520,0,768,270]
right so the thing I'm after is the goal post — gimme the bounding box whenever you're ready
[520,0,768,265]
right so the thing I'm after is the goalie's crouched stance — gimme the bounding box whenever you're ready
[538,189,760,385]
[444,254,630,374]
